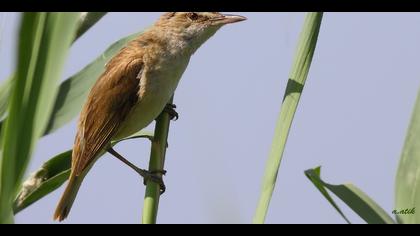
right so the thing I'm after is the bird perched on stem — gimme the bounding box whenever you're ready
[53,12,246,221]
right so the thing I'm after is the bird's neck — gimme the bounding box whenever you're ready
[166,33,194,56]
[150,26,220,57]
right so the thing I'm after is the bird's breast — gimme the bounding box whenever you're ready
[113,55,190,140]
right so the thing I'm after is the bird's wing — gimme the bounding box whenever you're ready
[72,47,144,176]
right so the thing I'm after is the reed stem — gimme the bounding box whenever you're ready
[141,96,174,224]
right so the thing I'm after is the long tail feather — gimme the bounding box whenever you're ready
[53,173,83,221]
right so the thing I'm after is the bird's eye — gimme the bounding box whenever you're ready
[187,12,199,21]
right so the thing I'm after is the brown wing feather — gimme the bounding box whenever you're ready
[72,46,144,176]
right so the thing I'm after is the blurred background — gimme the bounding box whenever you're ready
[1,12,420,224]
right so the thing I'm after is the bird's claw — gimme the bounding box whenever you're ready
[164,103,178,121]
[142,169,167,195]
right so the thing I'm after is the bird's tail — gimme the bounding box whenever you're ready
[53,173,83,222]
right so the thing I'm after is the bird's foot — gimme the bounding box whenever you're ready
[138,169,167,195]
[164,103,178,121]
[107,147,166,194]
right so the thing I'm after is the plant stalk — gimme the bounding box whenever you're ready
[141,96,173,224]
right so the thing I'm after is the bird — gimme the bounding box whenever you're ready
[53,12,246,221]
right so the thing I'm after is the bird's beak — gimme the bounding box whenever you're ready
[211,14,247,25]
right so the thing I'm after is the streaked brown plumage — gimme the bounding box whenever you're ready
[54,12,246,221]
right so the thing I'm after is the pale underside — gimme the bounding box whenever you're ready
[113,56,190,140]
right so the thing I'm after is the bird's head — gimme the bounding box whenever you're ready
[154,12,247,53]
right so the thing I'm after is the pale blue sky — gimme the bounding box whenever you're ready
[1,12,420,224]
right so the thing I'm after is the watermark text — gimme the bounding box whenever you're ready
[392,208,415,215]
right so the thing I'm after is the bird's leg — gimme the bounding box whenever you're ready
[163,103,179,121]
[107,147,166,194]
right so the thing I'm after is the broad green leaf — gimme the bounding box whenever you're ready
[13,130,153,214]
[395,88,420,224]
[0,75,13,121]
[0,13,79,223]
[43,31,141,134]
[13,151,71,214]
[74,12,107,41]
[305,167,350,224]
[253,12,323,223]
[305,167,396,224]
[0,12,108,134]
